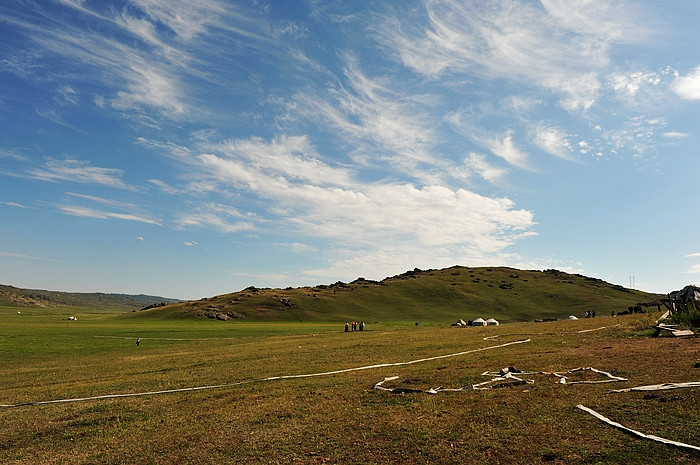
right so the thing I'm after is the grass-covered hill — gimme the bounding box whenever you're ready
[136,266,661,323]
[0,284,179,311]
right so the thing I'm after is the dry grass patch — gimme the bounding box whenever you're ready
[2,315,699,464]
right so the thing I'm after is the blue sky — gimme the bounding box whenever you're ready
[1,0,699,300]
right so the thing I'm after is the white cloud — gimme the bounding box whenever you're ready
[290,242,317,253]
[252,177,530,250]
[610,71,660,98]
[291,59,441,182]
[1,201,26,208]
[534,125,574,159]
[66,192,137,209]
[462,152,506,183]
[604,116,666,158]
[59,206,162,225]
[59,193,167,227]
[176,203,256,234]
[540,0,647,41]
[113,63,187,117]
[13,10,188,119]
[136,236,145,241]
[148,179,181,194]
[385,0,642,112]
[553,72,600,111]
[0,149,28,161]
[671,66,700,100]
[274,242,318,253]
[171,130,536,269]
[485,133,530,169]
[6,0,272,124]
[30,159,130,189]
[58,85,79,105]
[128,0,229,42]
[209,135,354,187]
[184,241,197,247]
[445,111,531,172]
[662,131,689,139]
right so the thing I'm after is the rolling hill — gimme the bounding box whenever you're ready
[134,266,662,323]
[0,284,179,311]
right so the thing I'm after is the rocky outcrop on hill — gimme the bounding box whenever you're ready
[195,306,246,320]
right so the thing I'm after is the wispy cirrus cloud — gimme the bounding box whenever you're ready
[112,62,188,117]
[485,133,531,170]
[175,203,257,234]
[1,201,27,208]
[205,135,354,187]
[66,192,136,208]
[0,251,62,262]
[540,0,648,40]
[384,0,646,111]
[449,110,532,171]
[0,149,28,161]
[30,159,130,189]
[58,192,162,225]
[290,59,443,183]
[4,0,271,124]
[59,205,162,225]
[148,179,182,194]
[461,152,506,183]
[533,125,574,160]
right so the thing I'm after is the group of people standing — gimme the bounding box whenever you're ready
[344,321,364,332]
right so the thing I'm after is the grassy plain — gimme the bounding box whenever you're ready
[2,304,699,464]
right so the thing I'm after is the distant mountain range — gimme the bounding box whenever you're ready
[0,284,180,310]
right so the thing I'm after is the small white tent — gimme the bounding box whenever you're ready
[566,315,578,320]
[471,317,486,326]
[485,318,499,326]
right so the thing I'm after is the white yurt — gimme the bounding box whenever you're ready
[485,318,499,326]
[471,317,486,326]
[566,315,578,320]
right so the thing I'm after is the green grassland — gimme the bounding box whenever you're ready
[2,267,697,464]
